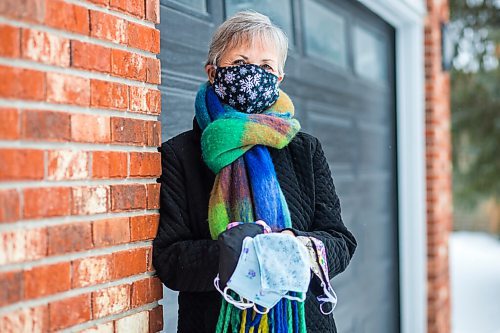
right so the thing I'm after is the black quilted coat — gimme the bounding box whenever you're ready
[153,116,358,333]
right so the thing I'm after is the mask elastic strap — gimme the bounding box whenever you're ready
[254,220,272,234]
[214,275,254,309]
[316,284,338,315]
[282,292,306,302]
[213,275,224,295]
[317,293,337,305]
[222,286,254,310]
[319,301,335,315]
[324,287,337,303]
[227,220,272,234]
[317,280,337,302]
[253,304,271,315]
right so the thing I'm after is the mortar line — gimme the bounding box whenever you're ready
[0,16,157,59]
[0,240,153,273]
[0,99,161,121]
[0,57,159,89]
[0,210,159,231]
[0,141,159,152]
[60,301,160,333]
[0,177,159,190]
[63,0,156,28]
[0,272,157,315]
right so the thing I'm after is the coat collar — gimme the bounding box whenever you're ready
[192,116,202,143]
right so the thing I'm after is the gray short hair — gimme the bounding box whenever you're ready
[206,10,288,75]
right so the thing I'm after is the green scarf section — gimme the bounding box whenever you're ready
[200,88,301,174]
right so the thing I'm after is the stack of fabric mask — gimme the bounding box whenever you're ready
[214,220,338,323]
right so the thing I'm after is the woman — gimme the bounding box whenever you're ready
[153,10,357,333]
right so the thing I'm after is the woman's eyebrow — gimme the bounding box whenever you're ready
[237,54,249,60]
[261,59,275,62]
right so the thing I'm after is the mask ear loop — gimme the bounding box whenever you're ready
[324,286,338,304]
[214,275,254,310]
[214,275,223,294]
[282,292,306,302]
[255,220,272,234]
[209,64,218,84]
[308,237,338,315]
[316,284,338,315]
[319,300,335,315]
[223,286,254,310]
[253,304,271,314]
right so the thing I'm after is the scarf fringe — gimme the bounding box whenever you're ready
[215,296,307,333]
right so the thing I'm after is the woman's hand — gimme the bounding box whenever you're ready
[281,229,296,237]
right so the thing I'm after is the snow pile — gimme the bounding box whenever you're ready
[450,231,500,333]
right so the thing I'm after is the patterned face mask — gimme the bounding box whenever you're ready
[252,233,311,297]
[212,63,280,114]
[297,236,338,315]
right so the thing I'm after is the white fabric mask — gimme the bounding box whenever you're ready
[252,233,311,300]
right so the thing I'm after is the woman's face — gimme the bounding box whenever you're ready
[205,37,284,84]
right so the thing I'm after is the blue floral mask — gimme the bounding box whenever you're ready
[215,236,287,313]
[212,63,280,114]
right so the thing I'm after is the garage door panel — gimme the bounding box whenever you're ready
[170,0,207,12]
[161,89,198,136]
[225,0,294,40]
[294,63,359,98]
[335,260,399,333]
[309,112,356,167]
[160,42,208,82]
[356,177,396,213]
[364,218,398,258]
[159,1,220,46]
[358,125,394,170]
[354,102,395,126]
[282,92,307,123]
[302,0,349,69]
[353,84,393,108]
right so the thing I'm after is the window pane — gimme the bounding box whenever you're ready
[303,0,347,68]
[225,0,294,42]
[175,0,206,12]
[354,26,387,81]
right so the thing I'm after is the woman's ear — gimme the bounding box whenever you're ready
[205,64,216,84]
[277,73,285,85]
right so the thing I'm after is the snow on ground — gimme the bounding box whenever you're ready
[450,231,500,333]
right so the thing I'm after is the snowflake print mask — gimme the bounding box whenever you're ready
[212,63,280,114]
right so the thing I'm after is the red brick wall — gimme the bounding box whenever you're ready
[0,0,163,331]
[425,0,452,332]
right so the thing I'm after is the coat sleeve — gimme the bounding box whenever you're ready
[152,141,220,292]
[286,137,357,279]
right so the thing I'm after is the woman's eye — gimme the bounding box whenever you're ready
[233,59,246,65]
[261,64,273,71]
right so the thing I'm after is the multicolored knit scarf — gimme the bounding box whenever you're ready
[194,81,308,332]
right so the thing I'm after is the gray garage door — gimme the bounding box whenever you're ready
[158,1,399,332]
